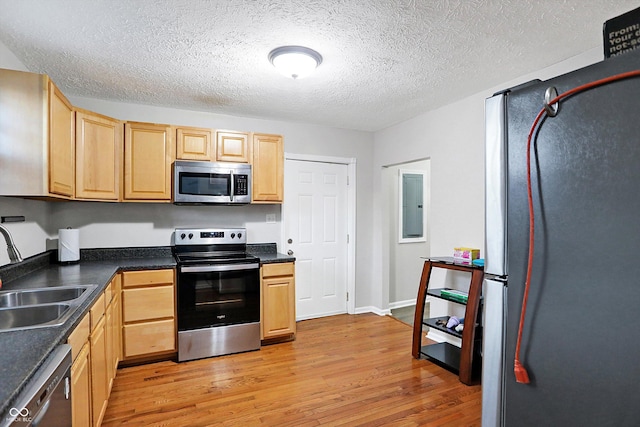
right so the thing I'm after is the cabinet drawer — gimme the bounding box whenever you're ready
[67,312,90,361]
[123,285,174,322]
[90,292,105,331]
[262,262,294,278]
[122,269,174,288]
[123,319,175,357]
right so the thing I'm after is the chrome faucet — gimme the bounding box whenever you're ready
[0,224,23,263]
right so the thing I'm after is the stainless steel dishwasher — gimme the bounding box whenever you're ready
[2,344,72,427]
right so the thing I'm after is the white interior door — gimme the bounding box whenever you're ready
[284,159,348,320]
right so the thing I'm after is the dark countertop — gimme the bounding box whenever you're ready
[253,251,296,264]
[0,245,294,418]
[247,243,295,264]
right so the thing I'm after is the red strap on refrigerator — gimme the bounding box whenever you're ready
[515,69,640,384]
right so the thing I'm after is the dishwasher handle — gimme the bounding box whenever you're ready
[31,400,51,426]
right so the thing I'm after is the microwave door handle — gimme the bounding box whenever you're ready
[230,171,234,202]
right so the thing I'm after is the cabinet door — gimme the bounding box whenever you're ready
[112,274,122,367]
[252,133,283,203]
[176,127,212,161]
[124,122,174,200]
[49,81,75,197]
[105,298,115,394]
[216,130,250,163]
[90,315,108,427]
[76,110,122,200]
[262,269,296,339]
[67,312,90,361]
[71,343,91,427]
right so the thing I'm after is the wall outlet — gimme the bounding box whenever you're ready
[266,214,276,223]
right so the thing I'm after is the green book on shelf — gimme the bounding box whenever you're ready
[440,289,468,303]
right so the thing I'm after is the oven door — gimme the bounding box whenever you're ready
[177,263,260,331]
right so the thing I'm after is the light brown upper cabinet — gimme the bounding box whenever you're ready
[252,133,284,203]
[75,109,122,200]
[124,122,174,201]
[216,130,250,163]
[0,68,75,198]
[49,82,76,197]
[176,127,213,161]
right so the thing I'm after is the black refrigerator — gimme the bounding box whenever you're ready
[483,48,640,426]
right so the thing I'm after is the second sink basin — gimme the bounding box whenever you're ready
[0,304,71,330]
[0,285,94,308]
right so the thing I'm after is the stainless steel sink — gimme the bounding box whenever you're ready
[0,304,71,330]
[0,285,93,308]
[0,284,97,331]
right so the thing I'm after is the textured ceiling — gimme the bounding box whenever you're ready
[0,0,638,131]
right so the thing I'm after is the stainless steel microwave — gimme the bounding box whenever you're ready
[173,160,252,205]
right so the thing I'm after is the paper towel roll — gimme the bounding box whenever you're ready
[58,228,80,262]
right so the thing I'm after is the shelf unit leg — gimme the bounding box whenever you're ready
[458,269,484,385]
[412,261,433,359]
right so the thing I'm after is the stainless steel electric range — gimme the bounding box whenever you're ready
[173,227,260,362]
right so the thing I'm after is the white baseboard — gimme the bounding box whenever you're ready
[297,306,396,319]
[296,309,348,322]
[354,306,391,316]
[388,299,416,310]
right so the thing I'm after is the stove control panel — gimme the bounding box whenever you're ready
[174,228,247,245]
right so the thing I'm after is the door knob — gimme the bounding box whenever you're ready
[287,250,294,256]
[287,238,293,244]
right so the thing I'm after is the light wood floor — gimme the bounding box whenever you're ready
[102,314,481,426]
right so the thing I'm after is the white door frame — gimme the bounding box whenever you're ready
[283,152,356,316]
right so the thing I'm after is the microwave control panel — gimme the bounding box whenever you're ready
[234,175,249,195]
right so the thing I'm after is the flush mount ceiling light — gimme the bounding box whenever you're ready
[268,46,323,79]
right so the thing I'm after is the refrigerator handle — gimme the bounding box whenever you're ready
[485,93,508,276]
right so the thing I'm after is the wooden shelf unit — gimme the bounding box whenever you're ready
[411,257,484,385]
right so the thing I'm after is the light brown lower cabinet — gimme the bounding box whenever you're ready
[68,274,121,427]
[121,269,176,361]
[106,275,121,394]
[123,319,176,357]
[67,269,175,424]
[261,262,296,341]
[90,314,108,427]
[69,312,91,427]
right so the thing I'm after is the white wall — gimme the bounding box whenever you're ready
[371,47,604,310]
[385,159,430,307]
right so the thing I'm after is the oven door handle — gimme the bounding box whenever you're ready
[180,263,260,273]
